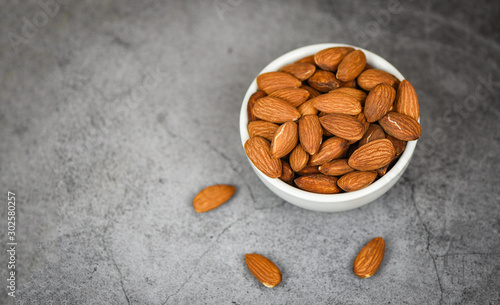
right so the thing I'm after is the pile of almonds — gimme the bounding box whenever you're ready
[245,47,421,194]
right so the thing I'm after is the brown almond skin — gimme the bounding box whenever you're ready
[359,124,386,146]
[377,163,390,177]
[337,171,377,192]
[312,91,362,115]
[244,137,282,178]
[377,157,398,177]
[298,115,323,155]
[245,253,282,288]
[348,139,396,171]
[297,100,318,117]
[193,184,236,213]
[395,79,420,121]
[270,121,298,159]
[279,62,316,81]
[386,135,407,156]
[378,112,421,141]
[309,137,349,166]
[289,144,309,172]
[345,142,358,159]
[269,88,310,108]
[319,159,354,176]
[340,79,357,88]
[295,54,316,65]
[332,87,367,104]
[353,237,385,278]
[357,69,400,91]
[322,126,334,137]
[294,174,340,194]
[301,85,322,99]
[279,161,294,183]
[248,121,279,141]
[336,50,367,82]
[319,113,365,141]
[364,83,396,122]
[247,90,267,122]
[355,112,370,134]
[307,70,341,92]
[256,72,302,94]
[314,47,354,71]
[253,97,301,123]
[296,165,320,175]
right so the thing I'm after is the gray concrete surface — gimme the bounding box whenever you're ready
[1,0,499,304]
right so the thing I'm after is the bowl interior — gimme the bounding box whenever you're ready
[239,43,418,207]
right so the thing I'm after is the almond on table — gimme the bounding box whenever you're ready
[353,237,386,278]
[245,253,282,288]
[193,185,236,213]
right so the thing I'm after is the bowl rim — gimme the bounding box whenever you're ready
[239,43,418,204]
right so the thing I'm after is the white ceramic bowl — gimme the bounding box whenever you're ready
[239,43,418,212]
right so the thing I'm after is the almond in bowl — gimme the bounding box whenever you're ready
[240,43,420,212]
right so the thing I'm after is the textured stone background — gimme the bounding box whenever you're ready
[1,0,499,304]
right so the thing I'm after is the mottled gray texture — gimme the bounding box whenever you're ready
[0,0,499,304]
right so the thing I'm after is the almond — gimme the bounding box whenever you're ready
[295,54,316,65]
[245,253,282,288]
[357,69,400,91]
[256,72,302,94]
[345,143,358,159]
[279,62,316,81]
[355,112,370,134]
[322,126,334,137]
[337,170,377,192]
[279,160,294,183]
[297,99,318,117]
[319,113,365,141]
[294,174,340,194]
[298,115,323,155]
[309,137,349,166]
[395,79,419,121]
[307,70,341,92]
[376,163,390,177]
[312,92,362,115]
[332,87,367,104]
[377,157,397,177]
[386,135,407,156]
[296,165,320,175]
[359,124,386,146]
[270,121,298,158]
[248,121,279,141]
[244,137,282,178]
[378,112,421,141]
[318,159,354,176]
[348,139,395,171]
[353,237,385,278]
[336,50,367,82]
[269,88,309,107]
[340,79,357,88]
[247,90,267,122]
[364,83,396,122]
[314,47,354,71]
[289,144,309,172]
[253,97,301,123]
[301,85,322,99]
[193,184,236,213]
